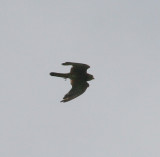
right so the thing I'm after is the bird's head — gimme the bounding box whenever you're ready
[87,74,94,81]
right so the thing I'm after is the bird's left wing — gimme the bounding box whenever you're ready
[61,80,89,102]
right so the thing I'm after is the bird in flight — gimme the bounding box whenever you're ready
[50,62,94,102]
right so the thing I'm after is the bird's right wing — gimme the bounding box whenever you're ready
[62,62,90,73]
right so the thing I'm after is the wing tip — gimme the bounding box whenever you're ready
[62,62,69,65]
[60,99,68,103]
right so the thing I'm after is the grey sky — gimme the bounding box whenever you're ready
[1,0,160,157]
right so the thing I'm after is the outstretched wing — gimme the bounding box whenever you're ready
[62,62,90,74]
[61,80,89,102]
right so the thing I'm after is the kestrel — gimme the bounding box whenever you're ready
[50,62,94,102]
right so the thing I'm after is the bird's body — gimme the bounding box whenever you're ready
[50,62,94,102]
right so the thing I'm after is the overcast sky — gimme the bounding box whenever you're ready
[1,0,160,157]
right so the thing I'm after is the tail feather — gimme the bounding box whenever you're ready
[50,72,69,79]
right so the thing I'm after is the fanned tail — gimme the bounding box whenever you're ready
[50,72,69,79]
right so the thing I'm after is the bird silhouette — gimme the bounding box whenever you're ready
[50,62,94,102]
